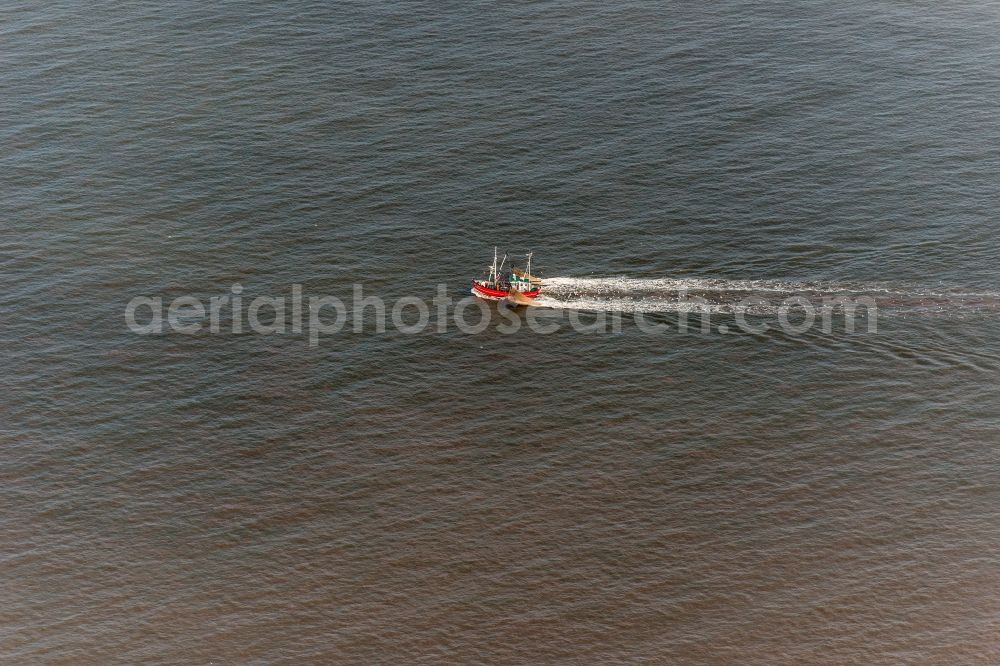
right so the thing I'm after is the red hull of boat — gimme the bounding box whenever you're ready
[472,281,541,299]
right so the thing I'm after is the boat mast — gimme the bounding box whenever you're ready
[492,246,498,287]
[526,251,532,281]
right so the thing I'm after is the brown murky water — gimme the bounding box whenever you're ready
[4,0,1000,662]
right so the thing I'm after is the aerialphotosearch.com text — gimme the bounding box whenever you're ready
[124,283,878,346]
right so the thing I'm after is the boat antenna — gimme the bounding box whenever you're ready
[492,246,498,287]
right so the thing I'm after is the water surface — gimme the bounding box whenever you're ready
[3,1,1000,663]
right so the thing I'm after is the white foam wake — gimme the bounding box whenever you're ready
[533,276,1000,314]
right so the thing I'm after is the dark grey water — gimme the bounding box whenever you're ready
[4,1,1000,663]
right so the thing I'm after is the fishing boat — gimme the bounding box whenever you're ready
[472,248,542,301]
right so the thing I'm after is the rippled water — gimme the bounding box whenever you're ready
[4,1,1000,663]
